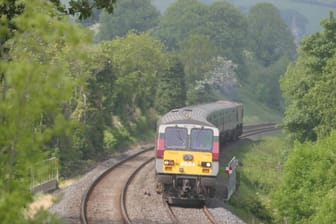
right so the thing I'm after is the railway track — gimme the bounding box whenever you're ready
[241,122,278,138]
[165,203,219,224]
[80,147,154,224]
[121,156,154,223]
[79,123,278,224]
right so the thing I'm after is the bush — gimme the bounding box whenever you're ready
[272,132,336,224]
[229,136,288,223]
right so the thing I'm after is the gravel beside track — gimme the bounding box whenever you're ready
[50,144,152,224]
[206,199,245,224]
[86,150,154,223]
[171,206,211,224]
[125,160,172,224]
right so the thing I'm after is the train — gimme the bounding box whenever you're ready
[155,100,243,203]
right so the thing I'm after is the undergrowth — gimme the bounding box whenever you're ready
[227,135,290,223]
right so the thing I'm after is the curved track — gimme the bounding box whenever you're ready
[121,157,154,223]
[80,147,154,224]
[80,123,279,224]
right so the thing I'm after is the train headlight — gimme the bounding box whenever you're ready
[164,160,175,166]
[201,162,212,168]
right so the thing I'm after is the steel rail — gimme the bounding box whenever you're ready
[80,146,154,224]
[120,157,155,224]
[203,205,219,224]
[163,198,180,224]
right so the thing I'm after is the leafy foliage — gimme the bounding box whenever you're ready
[280,12,336,141]
[176,34,220,103]
[101,32,168,115]
[245,55,290,110]
[154,0,251,104]
[73,32,169,155]
[0,0,90,222]
[229,136,288,223]
[247,3,296,66]
[0,0,116,22]
[155,0,247,64]
[273,16,336,224]
[272,132,336,224]
[177,34,218,88]
[154,0,206,49]
[154,57,186,113]
[66,0,116,19]
[203,1,248,64]
[97,0,160,41]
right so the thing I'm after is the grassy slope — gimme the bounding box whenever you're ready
[226,136,288,223]
[238,87,283,125]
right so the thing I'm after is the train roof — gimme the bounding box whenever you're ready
[157,101,242,127]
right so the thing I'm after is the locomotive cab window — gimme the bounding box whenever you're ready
[165,127,188,149]
[191,128,213,151]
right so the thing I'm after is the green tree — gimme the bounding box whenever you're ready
[245,55,290,110]
[64,0,117,19]
[203,1,248,64]
[273,132,336,224]
[155,0,248,81]
[0,0,90,222]
[247,3,296,66]
[103,32,168,114]
[154,0,206,49]
[97,0,160,41]
[65,47,117,161]
[155,0,247,64]
[85,32,168,149]
[155,57,186,113]
[310,54,336,137]
[177,34,218,89]
[0,0,117,21]
[280,12,336,141]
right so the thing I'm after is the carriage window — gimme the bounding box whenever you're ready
[165,127,188,149]
[191,128,213,151]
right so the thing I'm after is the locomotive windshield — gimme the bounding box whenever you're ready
[191,128,213,151]
[165,127,188,149]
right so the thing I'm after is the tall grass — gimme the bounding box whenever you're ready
[227,135,290,223]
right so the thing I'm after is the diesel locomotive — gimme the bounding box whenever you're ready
[155,100,243,203]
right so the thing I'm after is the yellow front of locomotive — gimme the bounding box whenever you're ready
[162,150,213,175]
[155,124,220,178]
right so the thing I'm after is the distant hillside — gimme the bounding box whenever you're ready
[151,0,334,38]
[293,0,336,7]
